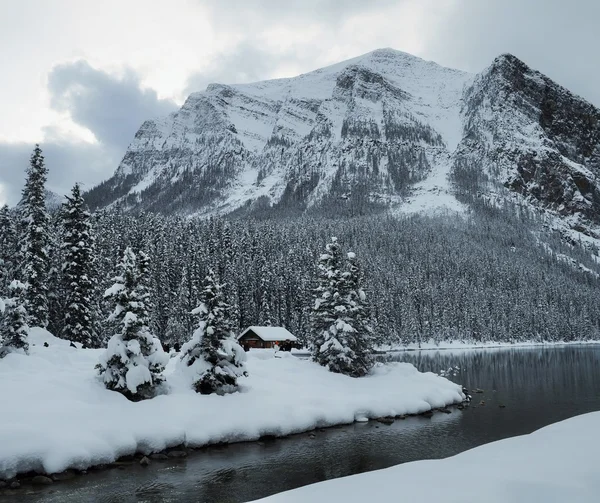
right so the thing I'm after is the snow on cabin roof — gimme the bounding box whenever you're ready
[238,326,298,342]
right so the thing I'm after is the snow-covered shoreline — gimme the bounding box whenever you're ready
[250,411,600,503]
[0,330,464,480]
[383,339,600,352]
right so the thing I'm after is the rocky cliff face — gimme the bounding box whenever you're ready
[85,49,600,238]
[456,54,600,238]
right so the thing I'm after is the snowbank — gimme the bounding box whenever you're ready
[251,411,600,503]
[0,330,464,479]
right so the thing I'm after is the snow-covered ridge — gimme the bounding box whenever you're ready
[86,48,473,216]
[85,48,600,240]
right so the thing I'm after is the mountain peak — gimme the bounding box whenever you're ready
[486,52,532,76]
[85,50,600,243]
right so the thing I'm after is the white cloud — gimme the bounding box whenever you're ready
[0,61,177,206]
[1,0,598,207]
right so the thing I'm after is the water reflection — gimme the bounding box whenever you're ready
[4,346,600,503]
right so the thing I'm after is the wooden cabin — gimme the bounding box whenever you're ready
[237,326,298,349]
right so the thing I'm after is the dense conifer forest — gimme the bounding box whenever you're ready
[4,195,600,349]
[3,147,600,352]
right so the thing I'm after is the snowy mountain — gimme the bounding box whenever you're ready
[85,49,600,238]
[14,189,63,213]
[456,54,600,241]
[44,189,64,212]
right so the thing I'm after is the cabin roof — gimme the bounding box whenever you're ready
[238,326,298,342]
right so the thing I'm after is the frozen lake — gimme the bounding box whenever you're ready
[5,345,600,503]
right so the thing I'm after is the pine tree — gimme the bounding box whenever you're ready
[258,280,273,326]
[21,144,50,328]
[96,247,167,401]
[47,212,66,336]
[61,183,99,347]
[310,237,345,363]
[0,205,17,297]
[180,268,246,395]
[341,251,374,375]
[0,280,29,357]
[309,239,373,377]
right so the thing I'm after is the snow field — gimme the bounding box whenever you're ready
[0,329,464,480]
[250,410,600,503]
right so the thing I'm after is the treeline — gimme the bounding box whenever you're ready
[3,152,600,351]
[0,145,376,400]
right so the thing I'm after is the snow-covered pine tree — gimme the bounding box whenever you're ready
[341,251,374,375]
[309,237,345,363]
[164,265,196,346]
[0,205,17,297]
[96,247,167,401]
[21,145,50,328]
[61,183,99,348]
[309,239,373,377]
[47,211,66,337]
[180,268,246,395]
[0,280,29,358]
[258,279,273,326]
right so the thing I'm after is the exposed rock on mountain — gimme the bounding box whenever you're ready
[456,54,600,239]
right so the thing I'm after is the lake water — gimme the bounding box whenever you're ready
[4,345,600,503]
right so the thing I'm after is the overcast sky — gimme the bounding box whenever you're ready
[1,0,599,206]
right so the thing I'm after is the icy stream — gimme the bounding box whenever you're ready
[4,345,600,503]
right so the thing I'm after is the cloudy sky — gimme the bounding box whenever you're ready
[1,0,598,206]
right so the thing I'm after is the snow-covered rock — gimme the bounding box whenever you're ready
[456,53,600,240]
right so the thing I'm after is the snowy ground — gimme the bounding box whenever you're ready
[251,411,600,503]
[0,329,464,480]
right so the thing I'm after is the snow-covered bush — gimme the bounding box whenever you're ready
[0,280,29,358]
[310,238,374,377]
[180,269,246,395]
[96,247,168,401]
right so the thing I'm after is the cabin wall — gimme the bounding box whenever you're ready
[238,333,275,349]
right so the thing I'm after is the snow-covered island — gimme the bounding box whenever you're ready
[250,411,600,503]
[0,329,464,480]
[0,160,464,483]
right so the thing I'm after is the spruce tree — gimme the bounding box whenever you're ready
[47,212,66,336]
[180,268,246,395]
[0,205,17,297]
[258,280,273,326]
[21,144,50,328]
[96,247,167,401]
[0,280,29,357]
[61,183,98,347]
[310,237,345,363]
[309,239,373,377]
[340,251,374,375]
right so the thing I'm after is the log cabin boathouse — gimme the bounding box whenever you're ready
[237,326,298,349]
